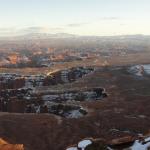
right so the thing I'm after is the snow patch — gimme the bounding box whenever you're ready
[78,139,92,149]
[131,137,150,150]
[66,147,78,150]
[129,64,150,77]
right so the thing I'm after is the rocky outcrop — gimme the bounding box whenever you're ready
[0,86,107,118]
[108,136,136,149]
[0,73,25,90]
[0,67,94,89]
[44,67,94,85]
[41,87,107,102]
[46,103,87,118]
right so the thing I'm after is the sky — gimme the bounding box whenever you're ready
[0,0,150,36]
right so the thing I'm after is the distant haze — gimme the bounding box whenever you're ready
[0,0,150,36]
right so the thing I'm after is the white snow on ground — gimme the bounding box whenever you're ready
[131,137,150,150]
[145,137,150,143]
[42,95,59,101]
[142,65,150,74]
[78,139,92,150]
[107,147,113,150]
[129,64,150,76]
[66,110,83,118]
[66,147,78,150]
[66,136,150,150]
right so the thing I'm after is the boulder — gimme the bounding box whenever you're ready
[108,136,135,149]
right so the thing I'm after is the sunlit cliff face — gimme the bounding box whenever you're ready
[33,51,42,55]
[0,138,24,150]
[47,48,55,53]
[7,54,20,64]
[6,54,30,65]
[46,70,59,76]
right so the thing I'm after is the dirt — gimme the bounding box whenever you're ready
[1,65,150,150]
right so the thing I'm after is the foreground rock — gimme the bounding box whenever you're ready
[66,138,107,150]
[0,138,24,150]
[66,135,150,150]
[108,136,136,149]
[44,67,94,85]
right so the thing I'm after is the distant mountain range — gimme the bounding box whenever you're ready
[0,27,150,39]
[0,26,150,40]
[0,34,149,40]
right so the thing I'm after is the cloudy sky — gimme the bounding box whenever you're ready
[0,0,150,36]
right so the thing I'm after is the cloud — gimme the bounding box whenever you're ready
[20,27,65,35]
[100,17,120,20]
[0,27,17,33]
[21,27,64,33]
[0,26,65,36]
[120,23,126,26]
[67,22,89,27]
[0,27,19,36]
